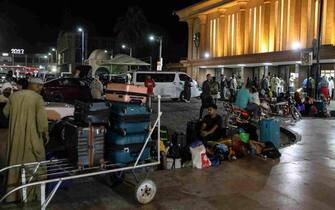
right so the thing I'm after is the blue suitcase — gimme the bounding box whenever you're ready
[106,132,148,145]
[110,103,150,122]
[260,119,280,148]
[110,121,150,136]
[105,143,151,164]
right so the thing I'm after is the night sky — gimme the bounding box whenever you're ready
[0,0,199,62]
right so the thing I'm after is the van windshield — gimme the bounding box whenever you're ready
[137,73,175,83]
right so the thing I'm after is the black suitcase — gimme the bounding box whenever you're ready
[74,100,110,124]
[64,121,106,167]
[186,120,201,145]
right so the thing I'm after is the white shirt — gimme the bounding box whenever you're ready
[250,92,260,105]
[328,80,334,90]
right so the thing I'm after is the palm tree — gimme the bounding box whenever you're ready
[114,6,149,57]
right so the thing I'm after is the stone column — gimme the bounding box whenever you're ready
[300,0,309,48]
[237,4,246,55]
[187,19,194,61]
[219,9,227,57]
[263,1,271,52]
[307,0,315,48]
[269,0,276,51]
[265,65,269,77]
[198,15,208,58]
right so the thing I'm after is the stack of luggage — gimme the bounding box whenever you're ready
[62,83,151,168]
[106,103,151,164]
[65,100,110,168]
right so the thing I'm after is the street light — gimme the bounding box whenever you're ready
[121,44,132,57]
[148,35,163,71]
[51,48,58,64]
[77,27,85,64]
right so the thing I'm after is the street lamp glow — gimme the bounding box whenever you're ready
[122,44,126,49]
[43,55,48,59]
[104,50,108,53]
[204,52,210,58]
[149,35,155,41]
[48,53,51,56]
[78,27,83,32]
[292,42,301,50]
[52,48,56,52]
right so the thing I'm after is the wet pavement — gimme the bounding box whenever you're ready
[1,99,335,209]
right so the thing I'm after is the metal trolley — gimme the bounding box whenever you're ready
[0,95,163,210]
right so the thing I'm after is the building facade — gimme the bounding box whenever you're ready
[57,31,113,74]
[177,0,335,87]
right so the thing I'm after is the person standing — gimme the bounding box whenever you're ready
[199,74,213,119]
[183,77,192,102]
[90,75,104,99]
[3,78,48,202]
[144,75,156,110]
[210,77,220,104]
[328,76,334,100]
[220,75,227,100]
[229,74,237,102]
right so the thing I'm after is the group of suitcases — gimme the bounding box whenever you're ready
[63,83,151,168]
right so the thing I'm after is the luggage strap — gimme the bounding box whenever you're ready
[88,124,94,167]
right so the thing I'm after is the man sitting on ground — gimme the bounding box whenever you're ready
[234,84,250,110]
[200,104,224,145]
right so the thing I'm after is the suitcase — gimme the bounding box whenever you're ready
[110,121,150,136]
[64,122,106,167]
[172,132,187,148]
[110,103,150,122]
[74,100,110,124]
[106,83,147,104]
[260,119,280,148]
[105,143,151,164]
[106,132,148,145]
[186,120,201,145]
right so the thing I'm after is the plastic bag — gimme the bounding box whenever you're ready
[190,144,211,169]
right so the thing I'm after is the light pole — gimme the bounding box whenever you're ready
[78,27,85,64]
[52,48,58,64]
[149,35,163,71]
[121,44,132,57]
[48,52,53,63]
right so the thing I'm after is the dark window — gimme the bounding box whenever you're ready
[179,74,191,82]
[137,73,175,83]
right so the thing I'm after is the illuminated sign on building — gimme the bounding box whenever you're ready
[11,49,25,55]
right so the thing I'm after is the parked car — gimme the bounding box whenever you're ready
[131,71,202,100]
[42,78,92,103]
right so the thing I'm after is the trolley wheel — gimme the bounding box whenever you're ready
[135,179,157,204]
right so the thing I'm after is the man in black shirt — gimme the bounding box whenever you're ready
[199,74,214,119]
[200,104,223,145]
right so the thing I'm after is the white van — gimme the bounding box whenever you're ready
[131,71,202,100]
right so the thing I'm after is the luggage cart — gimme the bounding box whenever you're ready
[0,96,163,210]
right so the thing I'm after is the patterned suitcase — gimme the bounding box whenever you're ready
[64,121,106,167]
[110,103,151,122]
[105,143,151,164]
[74,100,110,124]
[106,83,147,104]
[260,119,280,148]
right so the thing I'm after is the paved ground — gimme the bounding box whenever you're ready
[2,99,335,209]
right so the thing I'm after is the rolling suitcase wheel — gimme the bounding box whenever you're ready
[135,179,156,204]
